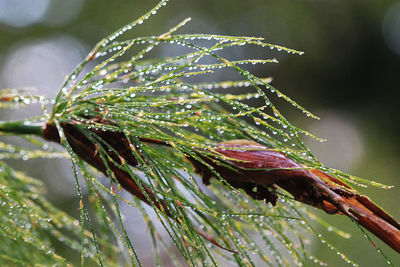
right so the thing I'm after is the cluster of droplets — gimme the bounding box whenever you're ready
[282,200,361,267]
[253,41,305,55]
[101,0,169,47]
[0,162,93,264]
[181,34,262,42]
[212,188,293,265]
[190,59,278,71]
[3,95,55,105]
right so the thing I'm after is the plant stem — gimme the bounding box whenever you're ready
[0,120,44,137]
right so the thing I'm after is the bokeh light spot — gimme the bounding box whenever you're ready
[305,110,364,171]
[1,35,86,98]
[0,0,50,28]
[383,2,400,56]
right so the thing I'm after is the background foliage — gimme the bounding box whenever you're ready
[0,0,399,265]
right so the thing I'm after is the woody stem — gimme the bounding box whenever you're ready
[0,120,44,137]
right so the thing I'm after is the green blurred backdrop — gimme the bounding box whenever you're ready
[0,0,399,265]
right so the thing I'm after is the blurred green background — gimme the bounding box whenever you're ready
[0,0,399,265]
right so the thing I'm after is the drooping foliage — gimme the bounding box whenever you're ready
[0,0,396,266]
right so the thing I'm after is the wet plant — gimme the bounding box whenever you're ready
[0,0,399,265]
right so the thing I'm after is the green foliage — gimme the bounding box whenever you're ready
[0,0,395,266]
[0,140,123,266]
[0,161,78,265]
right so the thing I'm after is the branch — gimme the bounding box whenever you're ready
[41,118,400,255]
[0,120,44,136]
